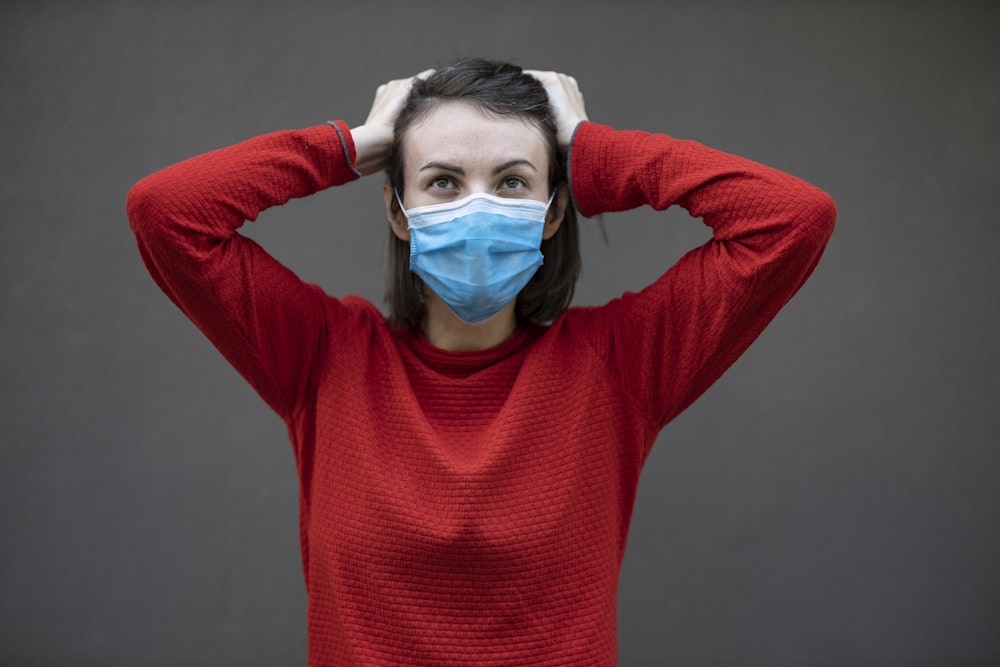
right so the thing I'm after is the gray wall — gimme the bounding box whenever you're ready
[2,1,998,665]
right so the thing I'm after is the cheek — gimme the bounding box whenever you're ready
[401,187,429,210]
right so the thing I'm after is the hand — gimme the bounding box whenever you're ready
[526,70,589,152]
[351,69,433,176]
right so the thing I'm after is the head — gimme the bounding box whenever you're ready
[383,58,580,329]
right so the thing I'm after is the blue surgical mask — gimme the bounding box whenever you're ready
[398,191,554,325]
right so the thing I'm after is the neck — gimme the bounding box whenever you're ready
[422,295,518,352]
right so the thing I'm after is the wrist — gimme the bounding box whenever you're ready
[350,124,394,176]
[561,119,586,154]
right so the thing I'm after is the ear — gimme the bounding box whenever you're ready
[542,183,570,240]
[383,181,410,241]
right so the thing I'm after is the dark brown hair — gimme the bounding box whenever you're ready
[385,58,581,329]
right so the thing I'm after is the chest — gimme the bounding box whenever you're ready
[297,333,646,572]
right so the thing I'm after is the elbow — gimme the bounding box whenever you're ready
[126,177,152,235]
[126,174,168,240]
[788,184,837,256]
[784,186,837,282]
[810,186,838,241]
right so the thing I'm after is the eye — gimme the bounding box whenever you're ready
[499,176,527,191]
[430,175,455,190]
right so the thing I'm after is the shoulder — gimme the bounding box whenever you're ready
[543,302,619,352]
[309,289,391,340]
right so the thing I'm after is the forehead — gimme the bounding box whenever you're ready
[402,101,549,171]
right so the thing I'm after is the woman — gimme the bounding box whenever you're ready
[128,58,835,666]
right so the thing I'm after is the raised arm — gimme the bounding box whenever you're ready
[127,69,434,421]
[563,114,836,441]
[127,71,436,421]
[126,123,364,419]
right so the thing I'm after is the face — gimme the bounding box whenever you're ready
[384,101,566,241]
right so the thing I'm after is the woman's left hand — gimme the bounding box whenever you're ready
[526,70,589,152]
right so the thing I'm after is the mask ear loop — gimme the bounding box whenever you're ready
[542,187,559,225]
[393,190,409,221]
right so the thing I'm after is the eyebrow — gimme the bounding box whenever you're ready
[418,159,538,175]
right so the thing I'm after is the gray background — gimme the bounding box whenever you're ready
[2,1,998,665]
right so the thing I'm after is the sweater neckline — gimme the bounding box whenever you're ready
[399,322,542,378]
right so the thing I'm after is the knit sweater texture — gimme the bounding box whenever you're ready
[127,119,836,665]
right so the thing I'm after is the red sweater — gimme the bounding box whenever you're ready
[127,120,835,665]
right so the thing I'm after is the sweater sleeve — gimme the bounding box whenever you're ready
[566,122,836,443]
[126,121,362,421]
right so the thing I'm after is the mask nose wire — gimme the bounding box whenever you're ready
[396,188,555,221]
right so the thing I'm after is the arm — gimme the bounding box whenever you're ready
[126,122,362,420]
[568,122,836,438]
[127,73,429,420]
[530,71,837,437]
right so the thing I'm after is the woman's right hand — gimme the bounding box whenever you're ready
[351,70,432,176]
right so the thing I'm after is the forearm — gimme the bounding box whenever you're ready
[569,122,836,287]
[127,122,359,249]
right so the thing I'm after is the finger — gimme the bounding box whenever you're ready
[525,69,558,87]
